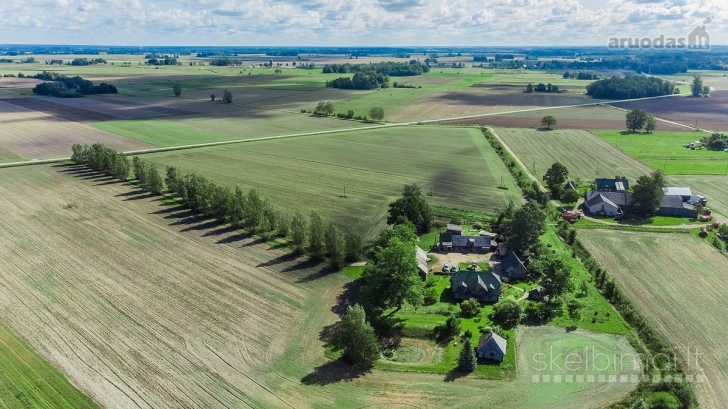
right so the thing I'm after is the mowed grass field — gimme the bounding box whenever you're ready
[593,130,728,175]
[493,128,653,182]
[579,230,728,409]
[141,126,523,238]
[0,165,638,409]
[0,321,100,409]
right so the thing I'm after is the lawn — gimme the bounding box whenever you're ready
[0,321,100,409]
[139,126,522,239]
[494,128,653,182]
[592,130,728,175]
[579,229,728,409]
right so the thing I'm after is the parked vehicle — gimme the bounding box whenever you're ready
[442,264,449,272]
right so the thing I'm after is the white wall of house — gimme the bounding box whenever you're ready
[587,201,619,216]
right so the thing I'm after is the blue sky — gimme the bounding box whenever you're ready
[0,0,725,46]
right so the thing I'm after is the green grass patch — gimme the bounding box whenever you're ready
[592,130,728,175]
[0,321,100,409]
[92,120,233,147]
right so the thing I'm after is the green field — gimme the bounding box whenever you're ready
[592,130,728,175]
[92,120,234,147]
[0,321,99,409]
[494,128,653,182]
[579,230,728,408]
[140,126,521,238]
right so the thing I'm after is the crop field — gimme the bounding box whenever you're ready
[388,89,594,122]
[0,320,100,409]
[0,100,151,160]
[592,130,728,175]
[609,92,728,132]
[669,175,728,216]
[0,165,637,409]
[579,230,728,409]
[141,126,522,238]
[441,105,688,131]
[493,128,653,182]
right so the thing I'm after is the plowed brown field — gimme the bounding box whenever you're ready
[0,100,151,160]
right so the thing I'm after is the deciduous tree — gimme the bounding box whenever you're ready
[291,211,307,254]
[308,211,325,261]
[505,202,546,256]
[632,170,666,216]
[626,108,648,132]
[387,184,432,233]
[337,305,380,367]
[543,162,568,199]
[541,115,556,130]
[173,84,181,97]
[691,75,703,97]
[369,106,385,121]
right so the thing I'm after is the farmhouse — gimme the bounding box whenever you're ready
[477,332,507,362]
[500,251,528,280]
[439,232,491,253]
[594,178,629,192]
[585,190,697,218]
[451,271,502,302]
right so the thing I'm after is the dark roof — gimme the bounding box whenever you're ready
[477,332,507,354]
[586,191,632,207]
[594,178,629,191]
[447,224,463,232]
[451,235,491,248]
[564,181,577,191]
[660,195,687,209]
[501,251,526,273]
[452,271,501,293]
[439,232,453,243]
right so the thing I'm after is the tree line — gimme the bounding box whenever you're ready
[585,75,676,99]
[326,72,390,90]
[31,71,117,97]
[562,71,600,80]
[322,60,430,76]
[70,58,107,66]
[70,144,363,271]
[525,83,562,93]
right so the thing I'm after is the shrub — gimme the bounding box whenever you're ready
[424,286,439,306]
[459,298,481,318]
[491,299,522,327]
[434,316,461,342]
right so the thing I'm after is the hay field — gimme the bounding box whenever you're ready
[141,126,523,238]
[579,230,728,409]
[669,175,728,216]
[493,128,653,182]
[592,130,728,175]
[0,100,151,160]
[0,165,637,409]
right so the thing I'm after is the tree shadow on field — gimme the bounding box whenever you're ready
[216,232,251,245]
[258,252,298,268]
[293,262,331,282]
[301,360,370,386]
[118,191,157,201]
[181,219,220,232]
[443,368,469,383]
[202,224,239,237]
[95,178,125,187]
[151,204,188,216]
[331,281,359,317]
[319,323,339,348]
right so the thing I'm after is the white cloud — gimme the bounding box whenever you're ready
[0,0,727,45]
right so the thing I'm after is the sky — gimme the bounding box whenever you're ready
[0,0,726,46]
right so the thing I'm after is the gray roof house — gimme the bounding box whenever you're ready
[477,332,507,362]
[500,251,528,280]
[451,271,502,303]
[585,193,621,217]
[447,224,463,235]
[440,233,491,253]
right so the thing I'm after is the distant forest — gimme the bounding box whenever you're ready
[324,61,429,90]
[31,71,117,97]
[585,76,676,99]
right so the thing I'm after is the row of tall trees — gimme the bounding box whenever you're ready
[71,143,130,181]
[322,61,430,76]
[70,145,362,272]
